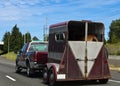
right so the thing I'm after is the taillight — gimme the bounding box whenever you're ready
[34,52,38,62]
[37,53,48,64]
[33,52,48,64]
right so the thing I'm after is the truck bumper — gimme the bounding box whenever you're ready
[30,62,46,70]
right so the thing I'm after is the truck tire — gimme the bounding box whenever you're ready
[27,64,32,77]
[15,62,22,73]
[15,65,22,73]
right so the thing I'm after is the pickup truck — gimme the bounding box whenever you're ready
[15,41,48,77]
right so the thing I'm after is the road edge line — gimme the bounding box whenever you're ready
[109,79,120,83]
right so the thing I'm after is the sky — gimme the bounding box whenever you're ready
[0,0,120,41]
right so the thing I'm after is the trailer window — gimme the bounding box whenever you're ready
[68,22,104,42]
[55,33,65,42]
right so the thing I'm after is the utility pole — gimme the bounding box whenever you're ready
[7,32,10,53]
[43,25,45,41]
[43,17,48,41]
[46,16,48,35]
[24,34,26,44]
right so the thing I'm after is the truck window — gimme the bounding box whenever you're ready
[21,43,28,53]
[28,43,48,52]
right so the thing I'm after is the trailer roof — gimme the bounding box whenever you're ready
[50,21,68,28]
[50,20,104,29]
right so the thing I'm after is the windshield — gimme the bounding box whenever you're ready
[28,43,48,52]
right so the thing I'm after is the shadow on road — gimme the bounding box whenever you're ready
[15,69,43,79]
[42,80,110,86]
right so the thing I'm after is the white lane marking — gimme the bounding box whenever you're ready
[109,79,120,83]
[6,75,16,81]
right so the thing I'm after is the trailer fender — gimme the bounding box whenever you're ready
[46,63,66,80]
[46,63,59,73]
[45,63,59,86]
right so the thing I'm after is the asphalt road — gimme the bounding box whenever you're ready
[0,56,120,86]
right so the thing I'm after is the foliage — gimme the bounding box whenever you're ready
[32,36,39,41]
[44,34,49,41]
[108,19,120,43]
[2,24,32,52]
[106,42,120,55]
[23,32,31,43]
[2,32,11,52]
[10,24,23,51]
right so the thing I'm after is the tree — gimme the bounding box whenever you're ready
[24,32,31,43]
[32,36,39,41]
[10,24,23,51]
[108,19,120,43]
[2,25,32,52]
[44,34,49,41]
[2,32,11,52]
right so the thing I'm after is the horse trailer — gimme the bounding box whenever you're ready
[43,20,111,86]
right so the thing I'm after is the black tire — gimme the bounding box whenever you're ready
[49,68,56,86]
[15,62,22,73]
[26,64,33,77]
[99,79,108,84]
[104,47,108,59]
[43,67,49,84]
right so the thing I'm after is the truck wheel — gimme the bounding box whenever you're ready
[49,68,56,86]
[43,67,49,84]
[15,65,21,73]
[99,79,108,84]
[27,65,32,77]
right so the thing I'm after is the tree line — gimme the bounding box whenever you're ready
[108,19,120,43]
[2,24,34,52]
[2,19,120,52]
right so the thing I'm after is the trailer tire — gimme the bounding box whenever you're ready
[99,79,108,84]
[49,68,56,86]
[104,47,108,59]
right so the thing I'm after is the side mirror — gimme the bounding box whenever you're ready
[14,50,17,54]
[14,50,21,54]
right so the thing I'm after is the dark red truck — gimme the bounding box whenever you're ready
[15,41,48,76]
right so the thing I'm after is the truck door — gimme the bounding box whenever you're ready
[19,43,28,67]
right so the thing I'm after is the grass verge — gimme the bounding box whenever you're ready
[109,64,120,72]
[106,42,120,55]
[1,52,16,61]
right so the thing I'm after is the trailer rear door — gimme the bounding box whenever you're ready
[68,41,103,78]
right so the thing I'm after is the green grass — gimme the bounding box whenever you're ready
[106,42,120,55]
[2,52,16,61]
[0,50,3,53]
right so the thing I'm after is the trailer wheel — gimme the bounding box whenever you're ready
[99,79,108,84]
[104,47,108,59]
[49,68,56,86]
[43,67,49,84]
